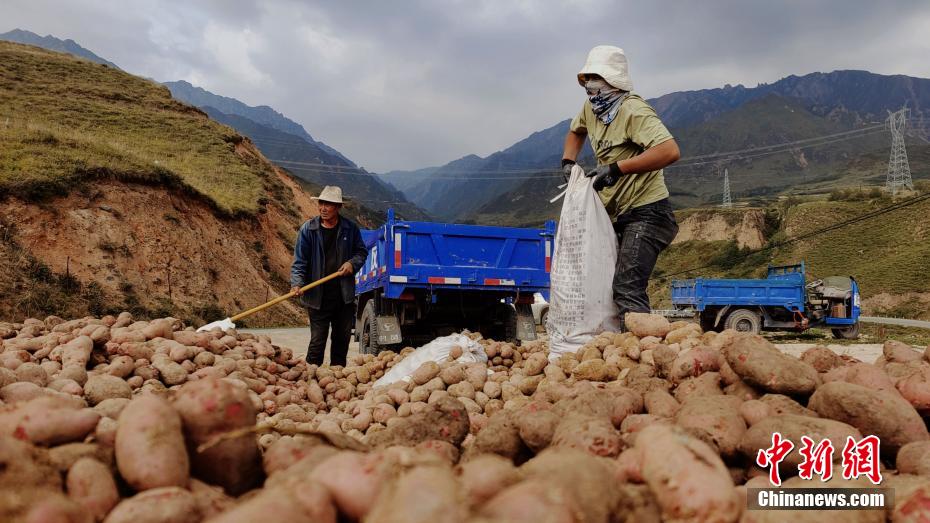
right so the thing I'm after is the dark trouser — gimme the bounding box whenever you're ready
[613,198,679,330]
[306,300,355,367]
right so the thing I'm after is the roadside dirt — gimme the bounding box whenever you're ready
[673,208,767,249]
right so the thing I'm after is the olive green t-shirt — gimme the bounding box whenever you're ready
[570,93,673,217]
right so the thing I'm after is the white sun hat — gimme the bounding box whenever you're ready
[312,185,344,204]
[577,45,633,91]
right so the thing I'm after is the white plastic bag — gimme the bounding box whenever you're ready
[546,165,620,360]
[373,333,488,388]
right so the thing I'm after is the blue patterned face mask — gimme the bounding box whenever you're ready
[585,78,627,125]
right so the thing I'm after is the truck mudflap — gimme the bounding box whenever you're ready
[516,307,537,341]
[376,316,403,345]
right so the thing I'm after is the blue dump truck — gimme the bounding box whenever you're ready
[670,263,861,339]
[355,209,556,354]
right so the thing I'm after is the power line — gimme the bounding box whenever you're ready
[658,191,930,282]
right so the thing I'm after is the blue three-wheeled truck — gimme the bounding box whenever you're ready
[670,263,861,339]
[354,209,556,353]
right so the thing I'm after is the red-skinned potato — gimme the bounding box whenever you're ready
[115,395,189,491]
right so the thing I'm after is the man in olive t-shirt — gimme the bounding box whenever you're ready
[561,45,681,330]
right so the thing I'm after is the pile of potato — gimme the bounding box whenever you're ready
[2,311,930,522]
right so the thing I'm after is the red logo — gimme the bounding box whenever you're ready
[756,432,794,487]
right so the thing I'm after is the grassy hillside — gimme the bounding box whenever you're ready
[0,41,266,216]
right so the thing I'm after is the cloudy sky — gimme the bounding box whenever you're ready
[3,0,930,171]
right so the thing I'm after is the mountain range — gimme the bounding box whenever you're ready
[386,70,930,224]
[0,28,120,69]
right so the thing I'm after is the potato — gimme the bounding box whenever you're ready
[722,333,818,395]
[519,447,620,523]
[469,410,526,460]
[892,482,930,523]
[49,442,113,472]
[61,335,94,369]
[307,451,395,519]
[172,377,261,495]
[637,424,740,523]
[83,374,132,405]
[189,478,235,519]
[809,381,929,454]
[823,362,897,394]
[572,358,611,381]
[883,339,923,363]
[0,435,61,490]
[673,372,723,402]
[896,365,930,415]
[103,487,198,523]
[523,352,548,376]
[464,364,488,390]
[93,398,130,420]
[2,489,91,523]
[366,465,467,523]
[412,361,441,385]
[669,346,721,383]
[14,362,48,386]
[479,478,581,523]
[625,313,672,338]
[644,389,680,417]
[115,395,189,491]
[440,364,466,386]
[675,395,746,458]
[897,441,930,475]
[738,400,770,426]
[366,396,470,448]
[151,356,188,386]
[455,454,519,506]
[799,345,842,372]
[66,457,119,520]
[514,402,560,453]
[758,393,817,417]
[0,396,100,445]
[207,481,337,523]
[551,413,623,458]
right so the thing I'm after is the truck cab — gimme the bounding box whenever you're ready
[671,263,860,338]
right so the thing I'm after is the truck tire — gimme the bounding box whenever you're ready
[832,323,860,340]
[724,308,762,334]
[359,301,381,355]
[483,303,517,344]
[539,307,549,331]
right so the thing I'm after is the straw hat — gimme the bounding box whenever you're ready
[577,45,633,91]
[312,185,344,204]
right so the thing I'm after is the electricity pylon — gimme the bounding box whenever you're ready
[886,107,913,196]
[721,168,732,208]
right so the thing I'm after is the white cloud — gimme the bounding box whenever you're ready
[1,0,929,171]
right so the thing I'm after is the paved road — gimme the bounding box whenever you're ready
[860,316,930,329]
[241,327,358,363]
[243,327,886,363]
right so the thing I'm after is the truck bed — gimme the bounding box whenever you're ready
[356,209,555,299]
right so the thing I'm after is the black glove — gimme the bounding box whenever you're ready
[560,159,575,182]
[585,162,623,191]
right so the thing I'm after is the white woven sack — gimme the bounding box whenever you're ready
[546,165,620,360]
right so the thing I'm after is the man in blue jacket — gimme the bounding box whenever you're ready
[290,186,368,366]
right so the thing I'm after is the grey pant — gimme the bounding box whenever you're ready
[612,198,679,330]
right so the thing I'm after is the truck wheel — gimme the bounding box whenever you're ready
[832,323,860,340]
[483,304,517,344]
[359,301,380,355]
[539,307,549,331]
[724,309,762,334]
